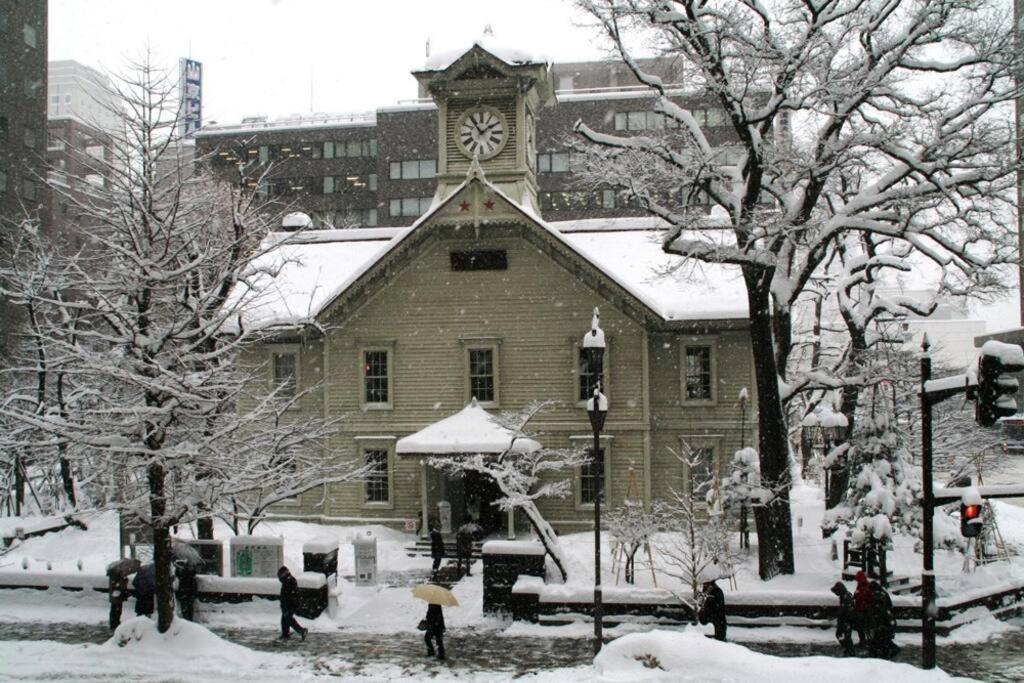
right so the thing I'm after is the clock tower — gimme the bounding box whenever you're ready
[414,43,554,210]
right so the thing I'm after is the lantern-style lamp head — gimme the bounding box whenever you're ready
[583,307,608,433]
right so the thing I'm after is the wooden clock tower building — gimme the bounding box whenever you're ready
[413,44,554,211]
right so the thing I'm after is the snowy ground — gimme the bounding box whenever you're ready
[0,617,978,681]
[1,484,1021,679]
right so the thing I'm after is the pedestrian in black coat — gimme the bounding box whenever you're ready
[429,526,445,574]
[423,603,446,660]
[277,566,307,641]
[867,580,897,659]
[175,561,199,622]
[455,520,475,577]
[831,581,856,656]
[698,579,727,641]
[132,563,156,618]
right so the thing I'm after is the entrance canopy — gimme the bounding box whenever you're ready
[396,398,541,456]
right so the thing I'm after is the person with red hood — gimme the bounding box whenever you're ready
[852,570,873,645]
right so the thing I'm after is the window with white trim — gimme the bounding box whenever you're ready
[580,446,605,505]
[362,349,390,405]
[679,337,718,405]
[685,347,712,400]
[364,449,390,503]
[468,347,495,403]
[272,351,297,399]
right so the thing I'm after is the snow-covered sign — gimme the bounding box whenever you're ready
[396,398,541,456]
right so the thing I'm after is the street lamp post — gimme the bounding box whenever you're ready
[582,307,607,656]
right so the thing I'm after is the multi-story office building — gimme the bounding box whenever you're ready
[196,55,749,227]
[0,0,48,229]
[45,60,118,237]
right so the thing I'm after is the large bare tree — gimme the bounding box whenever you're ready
[0,54,363,632]
[573,0,1020,578]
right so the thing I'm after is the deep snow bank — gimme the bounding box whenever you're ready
[593,629,974,682]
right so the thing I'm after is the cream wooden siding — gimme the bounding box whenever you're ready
[256,223,757,529]
[317,228,646,525]
[646,330,757,503]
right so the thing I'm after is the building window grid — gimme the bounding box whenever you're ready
[614,108,727,132]
[537,152,570,173]
[389,159,437,180]
[468,348,495,403]
[363,350,389,404]
[389,196,432,217]
[364,449,390,503]
[684,346,713,400]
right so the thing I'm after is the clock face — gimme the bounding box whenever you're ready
[457,107,508,160]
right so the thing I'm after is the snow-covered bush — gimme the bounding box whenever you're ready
[823,414,921,545]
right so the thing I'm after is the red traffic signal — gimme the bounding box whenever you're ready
[961,503,983,538]
[976,341,1024,427]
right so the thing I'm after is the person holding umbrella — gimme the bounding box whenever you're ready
[413,583,459,661]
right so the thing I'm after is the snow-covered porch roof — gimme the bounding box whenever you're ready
[395,398,541,457]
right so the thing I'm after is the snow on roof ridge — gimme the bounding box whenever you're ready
[423,37,547,72]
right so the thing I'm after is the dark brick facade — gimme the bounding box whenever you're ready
[196,58,756,227]
[0,0,47,229]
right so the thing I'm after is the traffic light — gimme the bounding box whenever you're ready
[961,503,983,538]
[976,341,1024,427]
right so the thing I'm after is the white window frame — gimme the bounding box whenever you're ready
[359,342,394,410]
[680,336,718,406]
[357,437,396,509]
[269,344,300,403]
[571,435,613,510]
[460,338,501,408]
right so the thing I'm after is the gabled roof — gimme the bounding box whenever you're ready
[395,398,542,457]
[230,173,748,333]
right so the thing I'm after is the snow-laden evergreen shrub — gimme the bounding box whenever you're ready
[823,414,922,544]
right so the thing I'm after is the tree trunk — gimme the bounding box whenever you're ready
[56,373,75,509]
[520,501,569,582]
[148,461,175,633]
[744,268,795,579]
[828,318,867,509]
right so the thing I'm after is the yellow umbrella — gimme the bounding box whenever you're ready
[412,583,459,607]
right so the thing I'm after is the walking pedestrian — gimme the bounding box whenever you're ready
[830,581,856,656]
[423,602,446,660]
[277,566,308,641]
[867,580,898,660]
[174,560,199,622]
[455,518,476,577]
[852,570,873,645]
[430,524,445,575]
[698,579,727,641]
[132,563,156,618]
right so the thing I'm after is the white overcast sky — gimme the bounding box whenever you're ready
[50,0,610,124]
[48,0,1022,334]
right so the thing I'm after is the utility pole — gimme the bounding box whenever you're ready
[920,336,937,669]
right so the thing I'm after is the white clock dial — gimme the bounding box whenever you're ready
[457,107,508,160]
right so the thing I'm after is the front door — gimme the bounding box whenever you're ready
[464,470,502,534]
